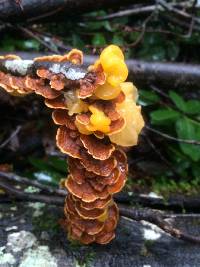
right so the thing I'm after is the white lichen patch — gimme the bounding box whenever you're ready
[24,186,40,193]
[34,172,52,183]
[148,192,163,199]
[7,231,37,253]
[28,202,46,217]
[50,63,86,80]
[0,246,16,265]
[0,213,2,220]
[19,246,57,267]
[142,221,163,241]
[5,226,18,232]
[4,60,33,76]
[10,206,17,211]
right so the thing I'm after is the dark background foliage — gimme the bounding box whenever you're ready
[0,1,200,198]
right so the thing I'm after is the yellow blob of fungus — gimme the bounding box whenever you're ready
[94,81,121,100]
[97,208,108,222]
[87,106,111,133]
[75,120,92,135]
[64,90,88,116]
[109,82,144,146]
[75,106,111,135]
[99,45,128,87]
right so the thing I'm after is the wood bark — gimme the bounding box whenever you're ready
[2,51,200,91]
[1,202,200,267]
[0,0,151,23]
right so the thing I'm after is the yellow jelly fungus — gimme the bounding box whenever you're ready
[98,209,108,222]
[109,82,144,147]
[87,105,111,133]
[64,91,88,116]
[99,45,128,87]
[94,81,121,100]
[75,120,92,135]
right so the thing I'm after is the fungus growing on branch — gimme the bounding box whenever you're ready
[0,45,144,245]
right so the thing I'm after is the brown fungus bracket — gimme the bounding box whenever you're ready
[0,45,144,245]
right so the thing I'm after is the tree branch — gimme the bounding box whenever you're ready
[1,177,200,244]
[0,171,66,196]
[0,0,146,23]
[94,1,199,21]
[0,179,64,205]
[1,172,200,212]
[145,125,200,146]
[0,57,87,80]
[1,52,200,91]
[119,204,200,244]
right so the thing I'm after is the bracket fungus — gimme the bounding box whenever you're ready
[0,45,144,245]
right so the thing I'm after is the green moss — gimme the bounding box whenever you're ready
[75,251,96,267]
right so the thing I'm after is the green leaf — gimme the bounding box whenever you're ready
[185,100,200,115]
[72,34,85,49]
[139,90,160,106]
[23,40,40,50]
[29,157,53,172]
[150,109,180,124]
[48,156,67,173]
[169,91,186,112]
[112,34,124,46]
[167,42,179,61]
[92,33,106,46]
[176,117,200,161]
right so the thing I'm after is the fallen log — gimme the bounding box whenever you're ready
[0,0,149,23]
[1,51,200,91]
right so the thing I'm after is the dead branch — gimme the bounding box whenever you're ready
[1,52,200,91]
[0,179,64,205]
[157,0,200,25]
[119,204,200,244]
[0,171,66,196]
[0,125,21,149]
[0,57,87,79]
[1,172,200,212]
[1,177,200,244]
[0,0,146,23]
[95,1,199,21]
[145,126,200,146]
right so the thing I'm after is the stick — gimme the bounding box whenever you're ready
[119,204,200,244]
[0,0,143,23]
[0,171,66,196]
[0,179,64,205]
[145,125,200,145]
[0,57,87,80]
[1,52,200,90]
[0,125,21,149]
[1,172,200,212]
[1,178,200,244]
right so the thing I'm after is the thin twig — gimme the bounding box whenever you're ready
[145,125,200,145]
[0,171,66,196]
[1,172,200,212]
[1,179,200,244]
[28,6,65,23]
[17,26,59,53]
[119,204,200,244]
[95,5,156,20]
[150,85,170,99]
[157,0,200,25]
[0,180,64,205]
[143,133,178,176]
[93,1,199,21]
[0,125,21,149]
[125,10,156,48]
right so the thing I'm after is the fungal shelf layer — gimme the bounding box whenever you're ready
[0,45,144,244]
